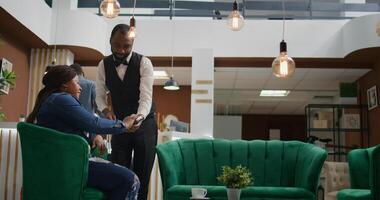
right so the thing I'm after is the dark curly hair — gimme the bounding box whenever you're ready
[26,65,76,123]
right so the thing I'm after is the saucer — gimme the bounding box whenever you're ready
[189,197,210,200]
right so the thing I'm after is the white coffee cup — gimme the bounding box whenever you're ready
[191,188,207,198]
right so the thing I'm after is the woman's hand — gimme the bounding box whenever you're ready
[123,114,138,132]
[129,114,144,132]
[92,135,106,154]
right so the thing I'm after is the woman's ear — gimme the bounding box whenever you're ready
[60,84,68,91]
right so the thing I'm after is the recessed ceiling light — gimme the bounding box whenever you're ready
[260,90,290,97]
[154,70,169,79]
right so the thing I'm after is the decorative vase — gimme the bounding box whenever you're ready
[227,188,241,200]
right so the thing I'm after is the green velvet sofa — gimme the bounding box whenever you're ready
[17,122,105,200]
[337,145,380,200]
[156,139,327,200]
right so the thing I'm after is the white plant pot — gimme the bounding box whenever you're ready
[226,188,241,200]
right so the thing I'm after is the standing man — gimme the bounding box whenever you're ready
[96,24,157,200]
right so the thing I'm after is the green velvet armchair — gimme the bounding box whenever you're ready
[17,122,105,200]
[337,145,380,200]
[156,139,327,200]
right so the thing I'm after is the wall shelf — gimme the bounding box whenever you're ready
[305,104,369,161]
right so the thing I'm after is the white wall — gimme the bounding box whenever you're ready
[0,0,53,42]
[54,10,108,54]
[1,0,380,59]
[213,115,242,140]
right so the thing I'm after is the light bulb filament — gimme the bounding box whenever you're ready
[232,17,239,29]
[106,2,114,15]
[280,60,288,76]
[128,28,136,39]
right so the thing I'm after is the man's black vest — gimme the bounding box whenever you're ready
[103,52,155,120]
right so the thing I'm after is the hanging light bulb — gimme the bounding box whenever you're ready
[100,0,121,18]
[128,17,137,39]
[272,0,295,79]
[272,40,295,78]
[128,0,137,39]
[227,1,244,31]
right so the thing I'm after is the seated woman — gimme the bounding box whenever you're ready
[26,65,139,200]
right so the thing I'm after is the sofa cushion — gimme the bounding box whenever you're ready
[337,189,371,200]
[167,185,315,200]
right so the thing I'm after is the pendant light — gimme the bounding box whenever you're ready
[128,0,137,39]
[164,0,180,91]
[272,0,295,79]
[100,0,121,18]
[227,0,244,31]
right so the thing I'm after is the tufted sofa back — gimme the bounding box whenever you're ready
[157,139,327,196]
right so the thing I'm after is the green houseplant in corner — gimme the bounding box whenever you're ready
[0,69,16,121]
[217,165,253,200]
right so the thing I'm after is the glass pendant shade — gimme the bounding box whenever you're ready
[128,27,136,39]
[128,17,137,39]
[272,40,295,78]
[227,1,244,31]
[164,77,180,90]
[100,0,121,18]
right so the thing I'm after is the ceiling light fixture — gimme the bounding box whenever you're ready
[227,0,244,31]
[260,90,290,97]
[272,0,295,79]
[164,0,180,91]
[100,0,121,18]
[128,0,137,39]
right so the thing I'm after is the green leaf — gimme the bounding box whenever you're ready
[0,112,5,121]
[216,165,253,189]
[1,70,16,88]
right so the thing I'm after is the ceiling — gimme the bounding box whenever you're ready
[83,66,371,115]
[44,0,380,19]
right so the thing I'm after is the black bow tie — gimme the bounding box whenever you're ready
[113,55,129,67]
[114,59,128,67]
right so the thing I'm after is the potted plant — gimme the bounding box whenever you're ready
[0,68,17,121]
[217,165,253,200]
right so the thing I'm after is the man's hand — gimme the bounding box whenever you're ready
[130,114,144,131]
[123,114,139,132]
[102,108,116,120]
[92,135,106,155]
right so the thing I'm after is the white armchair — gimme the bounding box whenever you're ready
[323,161,350,200]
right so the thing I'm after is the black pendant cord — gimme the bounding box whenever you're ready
[280,0,287,53]
[132,0,137,17]
[52,1,60,65]
[282,0,285,41]
[170,0,176,78]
